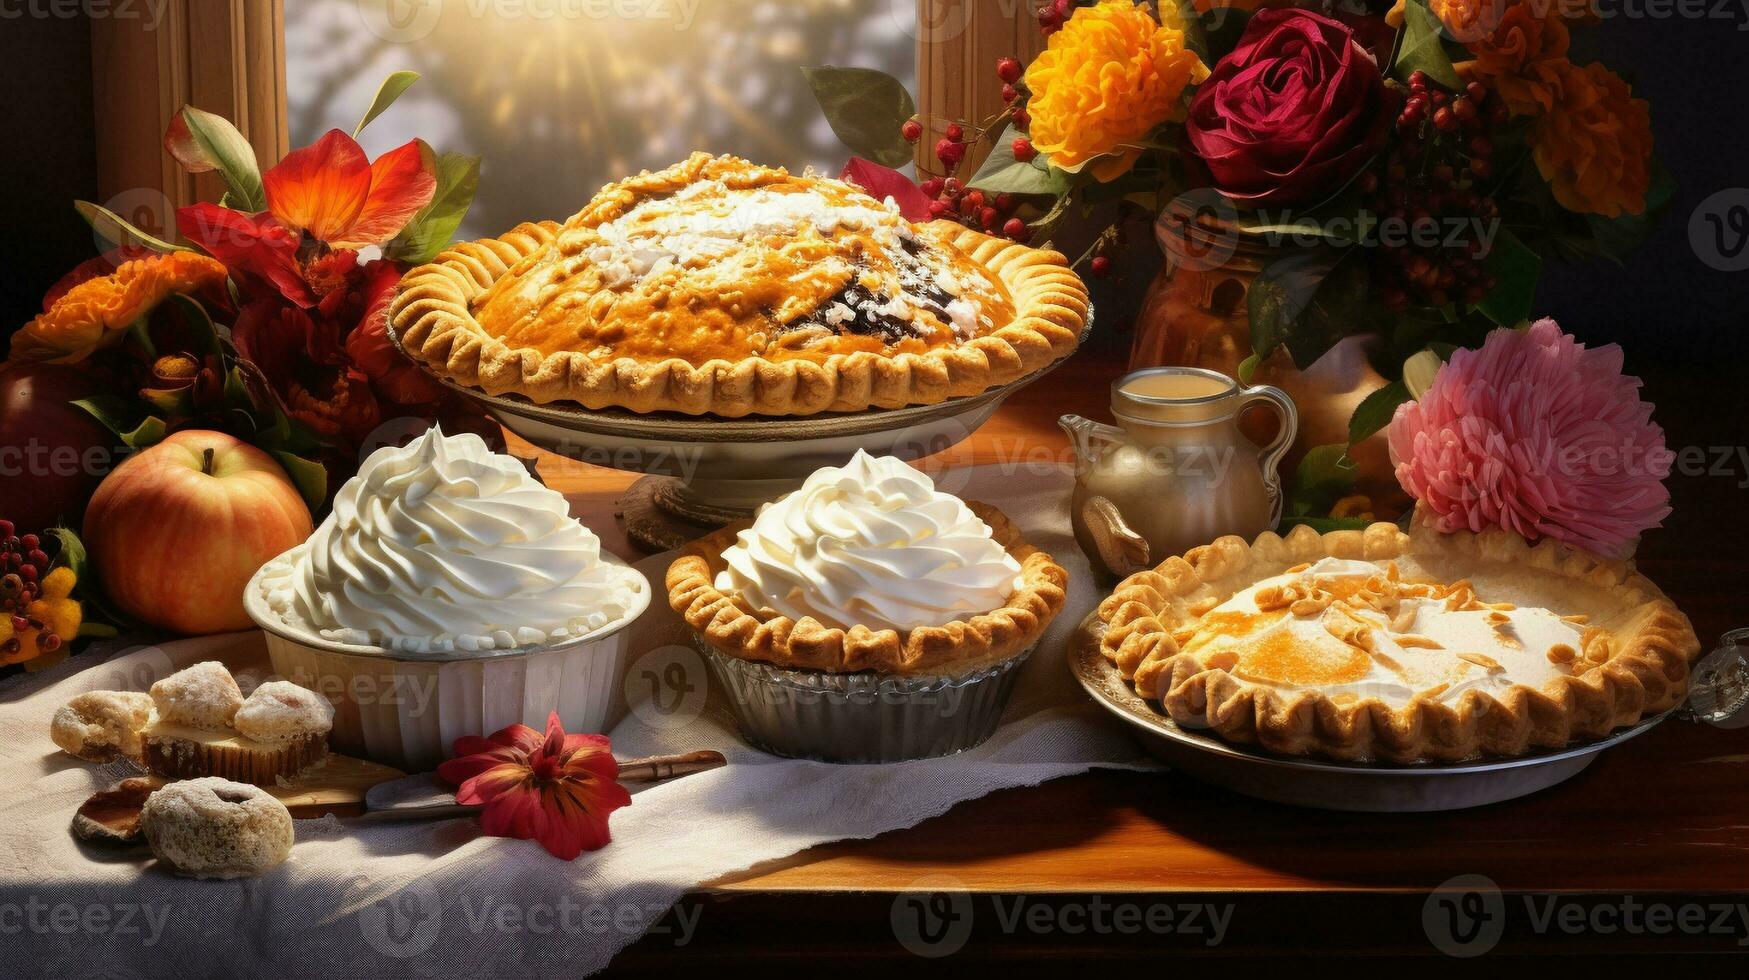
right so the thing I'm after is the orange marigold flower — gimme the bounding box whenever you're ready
[8,251,228,365]
[1532,61,1653,217]
[1459,4,1571,117]
[1386,0,1509,42]
[1024,0,1209,181]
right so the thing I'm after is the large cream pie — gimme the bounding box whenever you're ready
[389,153,1088,416]
[1095,520,1698,763]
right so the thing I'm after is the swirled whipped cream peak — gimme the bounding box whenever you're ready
[260,428,645,654]
[715,450,1023,633]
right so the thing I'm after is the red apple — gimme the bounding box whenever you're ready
[84,430,314,634]
[0,361,124,530]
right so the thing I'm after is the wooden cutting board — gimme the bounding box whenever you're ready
[74,753,407,846]
[270,754,408,818]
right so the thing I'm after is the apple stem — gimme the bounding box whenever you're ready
[201,447,215,476]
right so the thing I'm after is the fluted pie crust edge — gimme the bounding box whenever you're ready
[667,502,1068,675]
[387,221,1089,417]
[1093,520,1699,763]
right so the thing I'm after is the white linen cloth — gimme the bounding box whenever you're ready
[0,464,1157,977]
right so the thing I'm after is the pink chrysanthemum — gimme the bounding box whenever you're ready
[1388,319,1672,559]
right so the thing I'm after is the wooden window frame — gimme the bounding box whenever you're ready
[89,0,1019,226]
[90,0,286,233]
[914,0,1045,178]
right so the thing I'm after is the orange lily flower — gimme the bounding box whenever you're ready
[263,129,437,249]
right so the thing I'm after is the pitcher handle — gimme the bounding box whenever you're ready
[1236,385,1299,527]
[1058,414,1129,470]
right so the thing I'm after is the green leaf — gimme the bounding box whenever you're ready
[386,148,481,263]
[120,416,167,449]
[802,66,917,168]
[968,123,1073,196]
[1348,380,1410,445]
[1284,443,1359,520]
[168,106,266,212]
[48,526,89,576]
[1402,349,1444,399]
[1236,352,1261,385]
[271,451,328,512]
[1249,250,1341,359]
[75,394,168,449]
[1249,249,1371,369]
[355,70,420,136]
[71,396,140,440]
[74,200,188,253]
[1392,0,1464,91]
[1476,227,1540,325]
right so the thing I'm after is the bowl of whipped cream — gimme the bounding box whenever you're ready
[244,427,649,771]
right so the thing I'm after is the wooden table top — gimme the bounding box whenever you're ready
[525,349,1749,965]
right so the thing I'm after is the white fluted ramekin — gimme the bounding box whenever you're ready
[242,552,650,772]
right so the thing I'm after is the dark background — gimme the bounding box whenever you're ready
[1,10,1745,367]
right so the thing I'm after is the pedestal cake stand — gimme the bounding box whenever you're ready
[421,360,1069,552]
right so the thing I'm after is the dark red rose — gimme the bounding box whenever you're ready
[1186,8,1389,207]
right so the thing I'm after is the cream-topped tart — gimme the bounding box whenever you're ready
[668,451,1067,675]
[1096,519,1698,762]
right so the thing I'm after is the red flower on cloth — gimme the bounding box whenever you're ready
[437,713,632,860]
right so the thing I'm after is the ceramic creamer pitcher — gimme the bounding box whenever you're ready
[1061,367,1298,581]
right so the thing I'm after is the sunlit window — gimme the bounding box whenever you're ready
[287,0,917,237]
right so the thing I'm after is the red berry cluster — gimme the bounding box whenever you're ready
[918,177,1032,242]
[1367,72,1508,311]
[897,54,1041,245]
[1037,0,1076,35]
[0,520,60,658]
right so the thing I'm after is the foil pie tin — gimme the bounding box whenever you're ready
[699,640,1033,763]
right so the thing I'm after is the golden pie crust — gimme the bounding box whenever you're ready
[389,154,1089,417]
[1094,519,1699,763]
[668,503,1068,676]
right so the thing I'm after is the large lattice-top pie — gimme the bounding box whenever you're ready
[390,153,1089,416]
[1095,519,1698,763]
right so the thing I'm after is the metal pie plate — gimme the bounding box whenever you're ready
[1069,611,1674,812]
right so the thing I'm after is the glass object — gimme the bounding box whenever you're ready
[286,0,917,239]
